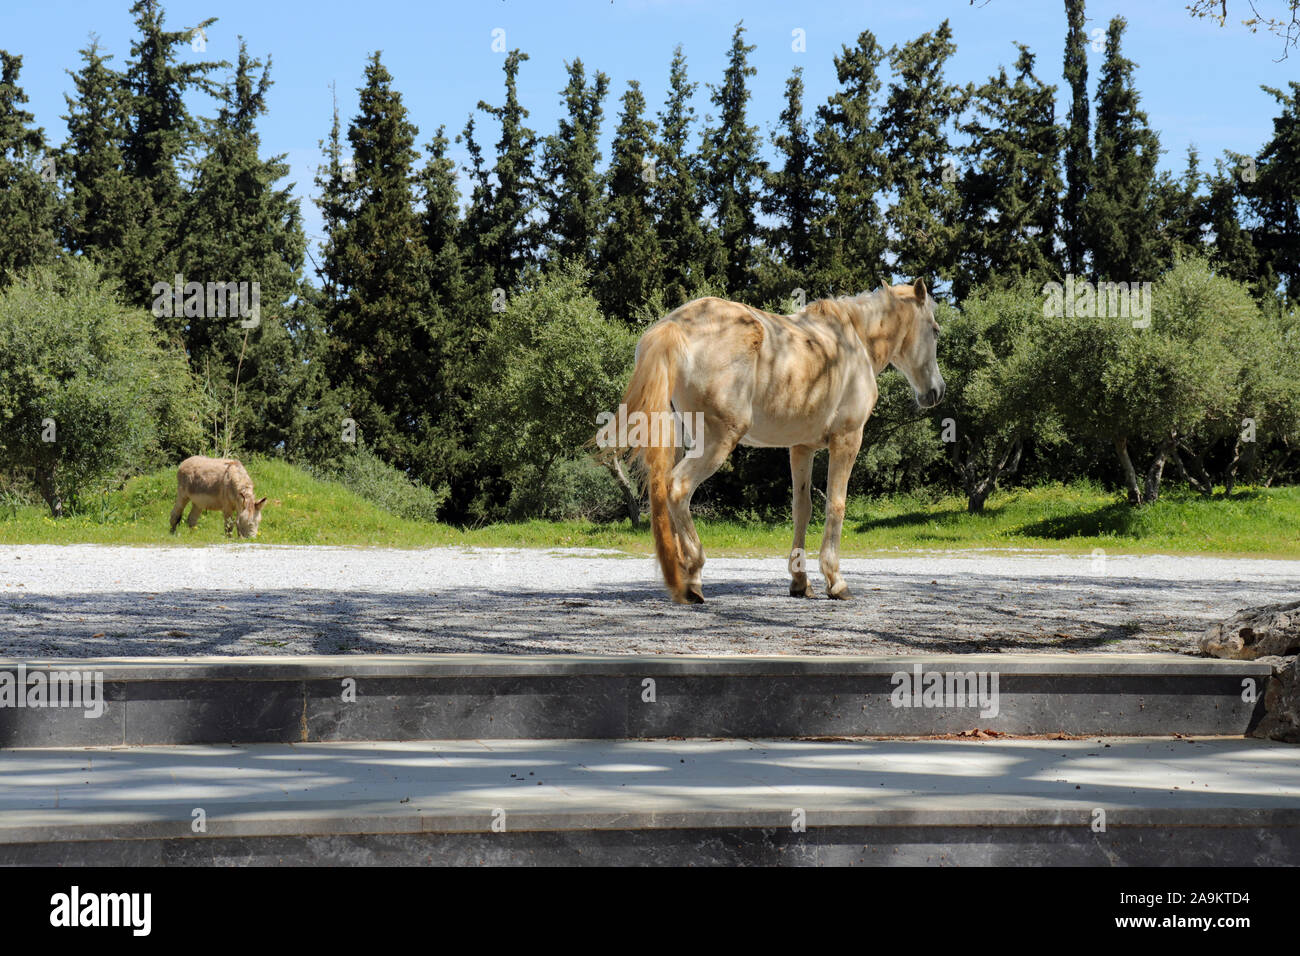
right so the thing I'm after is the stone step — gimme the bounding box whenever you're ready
[0,653,1270,747]
[2,736,1296,865]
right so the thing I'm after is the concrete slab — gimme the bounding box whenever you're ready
[1,652,1276,679]
[0,654,1272,745]
[2,736,1297,864]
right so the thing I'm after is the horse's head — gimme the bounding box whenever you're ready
[235,496,268,538]
[885,278,945,409]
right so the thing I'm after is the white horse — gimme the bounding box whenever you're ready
[609,279,944,603]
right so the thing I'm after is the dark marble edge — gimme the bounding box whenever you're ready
[0,653,1273,681]
[3,804,1300,844]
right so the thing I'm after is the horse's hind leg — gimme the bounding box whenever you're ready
[169,494,188,534]
[820,428,864,600]
[788,444,815,597]
[667,416,748,603]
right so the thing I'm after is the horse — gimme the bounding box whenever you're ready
[607,278,944,604]
[169,456,268,538]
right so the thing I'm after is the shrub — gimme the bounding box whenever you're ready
[0,260,209,515]
[305,443,449,523]
[472,260,638,519]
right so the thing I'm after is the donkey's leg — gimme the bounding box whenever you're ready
[668,417,748,603]
[186,503,203,528]
[788,444,815,597]
[169,494,188,534]
[820,428,864,600]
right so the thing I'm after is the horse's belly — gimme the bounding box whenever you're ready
[739,416,829,449]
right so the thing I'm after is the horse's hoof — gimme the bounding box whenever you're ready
[827,584,853,601]
[789,582,811,598]
[684,586,705,604]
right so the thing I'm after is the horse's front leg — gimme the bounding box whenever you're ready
[820,428,863,600]
[788,444,815,597]
[668,415,748,603]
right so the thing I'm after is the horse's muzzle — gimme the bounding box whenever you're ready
[918,383,945,409]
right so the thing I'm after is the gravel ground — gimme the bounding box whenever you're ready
[0,544,1296,658]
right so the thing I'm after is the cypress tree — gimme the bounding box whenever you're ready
[59,40,136,272]
[596,80,663,321]
[415,124,475,494]
[700,22,764,298]
[322,52,432,474]
[1244,82,1300,301]
[812,30,888,295]
[1082,17,1161,282]
[0,51,59,288]
[653,45,711,307]
[460,50,539,294]
[878,20,965,287]
[1203,156,1260,288]
[176,42,308,454]
[956,44,1062,298]
[540,60,609,271]
[759,66,818,305]
[312,86,350,310]
[1062,0,1091,276]
[1151,147,1206,271]
[120,0,224,308]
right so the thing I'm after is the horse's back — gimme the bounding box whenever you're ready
[176,456,251,511]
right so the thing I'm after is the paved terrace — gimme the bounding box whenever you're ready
[2,546,1297,656]
[2,737,1297,864]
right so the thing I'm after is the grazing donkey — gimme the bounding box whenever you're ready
[169,456,268,539]
[610,279,944,604]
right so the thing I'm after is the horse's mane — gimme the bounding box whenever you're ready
[805,287,892,325]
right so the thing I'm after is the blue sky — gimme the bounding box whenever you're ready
[3,0,1297,256]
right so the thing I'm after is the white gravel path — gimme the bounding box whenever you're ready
[0,545,1296,657]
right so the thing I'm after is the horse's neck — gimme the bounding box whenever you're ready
[850,294,899,373]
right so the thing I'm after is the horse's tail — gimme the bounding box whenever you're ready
[620,320,688,602]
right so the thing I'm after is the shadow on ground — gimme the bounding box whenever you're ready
[2,567,1294,658]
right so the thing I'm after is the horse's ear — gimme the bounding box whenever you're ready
[879,281,892,295]
[912,277,927,299]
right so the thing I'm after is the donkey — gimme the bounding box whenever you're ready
[609,279,944,604]
[169,456,268,539]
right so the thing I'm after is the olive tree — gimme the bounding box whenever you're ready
[472,260,639,519]
[0,260,209,515]
[938,286,1066,512]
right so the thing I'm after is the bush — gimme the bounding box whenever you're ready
[304,444,449,523]
[0,260,210,515]
[472,260,638,519]
[528,455,630,522]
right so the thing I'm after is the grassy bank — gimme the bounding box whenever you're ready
[1,458,1298,557]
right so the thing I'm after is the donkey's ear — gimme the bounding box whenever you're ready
[912,277,927,299]
[254,496,268,510]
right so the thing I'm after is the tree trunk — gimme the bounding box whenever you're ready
[35,461,62,518]
[1113,436,1143,505]
[1143,431,1177,503]
[602,457,641,526]
[1172,444,1214,496]
[965,437,1022,514]
[1223,436,1247,497]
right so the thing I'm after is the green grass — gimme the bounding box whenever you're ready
[1,458,1298,558]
